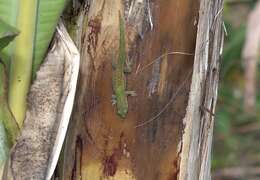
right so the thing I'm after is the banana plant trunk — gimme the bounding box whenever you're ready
[59,0,223,179]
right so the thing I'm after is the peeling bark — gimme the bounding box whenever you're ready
[179,0,223,179]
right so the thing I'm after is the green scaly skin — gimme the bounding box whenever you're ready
[112,12,133,119]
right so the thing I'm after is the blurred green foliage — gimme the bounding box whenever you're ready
[213,0,260,170]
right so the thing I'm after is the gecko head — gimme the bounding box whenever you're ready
[117,107,128,119]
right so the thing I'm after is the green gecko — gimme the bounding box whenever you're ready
[112,12,136,119]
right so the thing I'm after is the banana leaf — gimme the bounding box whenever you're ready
[0,19,20,178]
[0,0,68,127]
[0,18,19,51]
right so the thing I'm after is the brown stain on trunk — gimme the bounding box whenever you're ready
[65,0,199,179]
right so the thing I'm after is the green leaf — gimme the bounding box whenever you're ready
[0,62,19,177]
[0,0,19,68]
[0,18,19,50]
[33,0,69,77]
[0,120,9,176]
[0,0,68,127]
[0,62,19,146]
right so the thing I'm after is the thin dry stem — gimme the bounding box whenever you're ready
[135,51,194,74]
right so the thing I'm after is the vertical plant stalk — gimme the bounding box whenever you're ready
[8,0,38,127]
